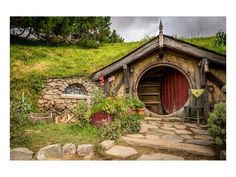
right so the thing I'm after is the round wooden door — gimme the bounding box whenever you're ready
[160,68,189,114]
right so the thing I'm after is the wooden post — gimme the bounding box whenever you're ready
[159,19,164,59]
[199,58,209,118]
[111,76,124,96]
[123,64,129,94]
[104,77,110,96]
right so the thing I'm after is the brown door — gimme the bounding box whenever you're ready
[160,69,189,114]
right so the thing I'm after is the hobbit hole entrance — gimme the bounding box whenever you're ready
[137,66,189,115]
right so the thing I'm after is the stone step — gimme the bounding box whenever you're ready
[138,153,184,160]
[120,136,216,157]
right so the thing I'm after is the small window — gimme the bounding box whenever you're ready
[65,84,87,95]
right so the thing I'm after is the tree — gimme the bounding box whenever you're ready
[10,17,124,47]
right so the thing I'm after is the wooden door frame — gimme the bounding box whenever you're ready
[134,61,194,117]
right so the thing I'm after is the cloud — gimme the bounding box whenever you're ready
[110,17,226,42]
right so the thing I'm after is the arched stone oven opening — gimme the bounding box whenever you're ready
[138,66,190,115]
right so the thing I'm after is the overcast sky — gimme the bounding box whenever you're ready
[110,17,226,42]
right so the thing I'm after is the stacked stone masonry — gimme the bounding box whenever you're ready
[38,77,97,115]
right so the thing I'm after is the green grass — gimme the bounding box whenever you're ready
[10,36,226,151]
[181,36,226,55]
[18,123,101,152]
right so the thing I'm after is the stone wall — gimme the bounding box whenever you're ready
[38,77,97,115]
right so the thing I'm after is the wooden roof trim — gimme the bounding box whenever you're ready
[91,37,159,81]
[163,35,226,65]
[91,35,226,81]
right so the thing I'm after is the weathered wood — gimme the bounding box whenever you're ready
[207,72,225,89]
[111,76,124,95]
[164,36,225,65]
[123,64,129,93]
[91,38,159,81]
[104,77,110,96]
[159,20,164,59]
[91,34,225,82]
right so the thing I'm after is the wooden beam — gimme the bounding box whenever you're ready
[159,20,164,59]
[104,77,110,96]
[207,72,225,89]
[123,64,129,94]
[111,76,124,96]
[91,38,159,81]
[164,36,226,65]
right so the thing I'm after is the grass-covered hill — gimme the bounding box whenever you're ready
[10,36,226,150]
[10,36,226,109]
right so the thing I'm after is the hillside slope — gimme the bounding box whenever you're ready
[10,36,226,109]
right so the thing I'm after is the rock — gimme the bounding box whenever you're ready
[185,139,213,146]
[142,123,158,129]
[62,143,76,157]
[77,144,95,157]
[36,144,61,160]
[163,123,173,128]
[100,140,114,150]
[181,135,194,140]
[194,135,213,141]
[10,148,33,160]
[121,136,216,157]
[161,135,183,143]
[174,124,186,129]
[139,125,149,133]
[127,134,145,139]
[145,117,162,121]
[161,127,176,131]
[174,129,192,135]
[83,154,94,160]
[220,150,226,160]
[190,128,209,135]
[185,123,200,128]
[138,153,184,160]
[151,129,176,135]
[105,145,138,158]
[145,135,161,140]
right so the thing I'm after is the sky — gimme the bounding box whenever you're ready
[110,17,226,42]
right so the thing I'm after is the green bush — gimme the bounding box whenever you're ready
[91,96,129,117]
[72,100,91,127]
[101,120,122,140]
[100,114,143,140]
[208,102,226,146]
[120,114,142,134]
[126,95,145,109]
[91,89,106,105]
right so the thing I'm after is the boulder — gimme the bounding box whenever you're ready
[127,134,145,139]
[105,145,138,158]
[77,144,95,157]
[10,148,33,160]
[100,140,114,150]
[36,144,61,160]
[62,143,76,157]
[189,128,209,135]
[138,153,184,160]
[145,135,161,140]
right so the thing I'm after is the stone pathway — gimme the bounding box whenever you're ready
[117,117,217,160]
[11,117,218,160]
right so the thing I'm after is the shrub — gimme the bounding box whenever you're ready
[120,114,142,134]
[101,120,122,140]
[126,95,145,109]
[100,113,143,140]
[91,89,106,105]
[91,96,129,117]
[208,102,226,147]
[72,100,91,127]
